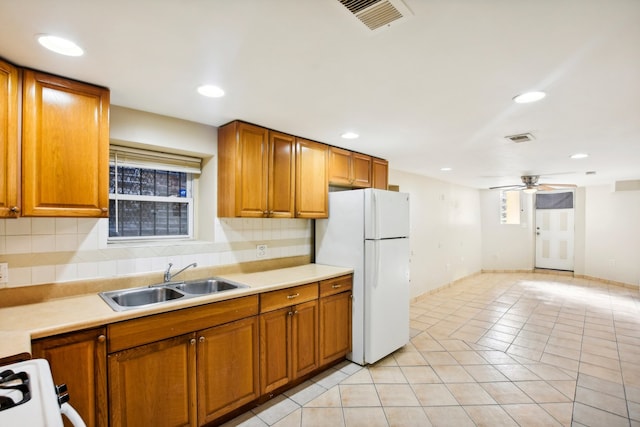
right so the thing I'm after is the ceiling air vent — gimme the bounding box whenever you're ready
[504,133,535,143]
[338,0,413,32]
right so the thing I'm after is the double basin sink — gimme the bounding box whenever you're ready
[99,278,248,312]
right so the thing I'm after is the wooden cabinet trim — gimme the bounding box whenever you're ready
[0,59,20,218]
[259,283,319,313]
[107,295,259,353]
[319,274,353,298]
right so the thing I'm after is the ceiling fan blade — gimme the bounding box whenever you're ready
[540,183,577,187]
[537,184,577,191]
[489,184,524,190]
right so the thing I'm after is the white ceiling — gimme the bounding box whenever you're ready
[1,0,639,189]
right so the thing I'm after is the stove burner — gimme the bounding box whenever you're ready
[0,369,31,411]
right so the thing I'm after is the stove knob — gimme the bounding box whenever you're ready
[56,383,70,406]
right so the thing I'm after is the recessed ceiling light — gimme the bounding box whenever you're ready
[440,167,452,172]
[570,153,589,159]
[341,132,359,139]
[37,34,84,56]
[513,91,546,104]
[197,85,225,98]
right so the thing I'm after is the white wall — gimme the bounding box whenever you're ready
[479,184,640,287]
[389,170,483,298]
[583,185,640,286]
[480,190,535,270]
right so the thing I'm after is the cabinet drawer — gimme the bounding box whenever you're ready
[108,295,259,352]
[260,283,318,313]
[319,275,353,297]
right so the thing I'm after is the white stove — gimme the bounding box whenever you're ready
[0,359,86,427]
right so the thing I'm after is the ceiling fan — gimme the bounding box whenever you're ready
[489,175,577,193]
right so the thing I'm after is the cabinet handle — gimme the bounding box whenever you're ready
[331,284,342,289]
[190,338,196,345]
[199,336,205,343]
[288,311,294,316]
[97,335,106,343]
[10,206,19,213]
[101,207,108,212]
[287,293,300,299]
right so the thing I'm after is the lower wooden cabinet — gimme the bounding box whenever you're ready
[259,299,319,395]
[32,275,352,426]
[108,333,197,427]
[31,327,108,427]
[197,316,259,424]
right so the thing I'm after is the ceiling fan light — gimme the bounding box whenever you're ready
[513,91,546,104]
[570,153,589,159]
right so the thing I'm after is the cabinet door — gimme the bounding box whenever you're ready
[328,146,352,186]
[234,122,269,217]
[108,333,197,427]
[197,317,259,424]
[32,328,108,427]
[372,158,388,190]
[268,131,295,218]
[352,153,372,188]
[291,299,319,379]
[0,59,19,218]
[319,292,352,366]
[259,307,290,394]
[22,70,110,217]
[295,138,328,218]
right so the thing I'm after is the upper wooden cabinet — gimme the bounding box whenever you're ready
[218,121,295,218]
[372,157,389,190]
[329,147,372,188]
[21,70,110,217]
[0,59,19,218]
[295,138,328,218]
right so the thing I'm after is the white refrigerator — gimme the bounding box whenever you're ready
[315,188,410,365]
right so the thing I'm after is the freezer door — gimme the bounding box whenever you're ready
[364,238,410,364]
[364,189,410,240]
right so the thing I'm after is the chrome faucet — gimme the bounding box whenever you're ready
[164,262,197,282]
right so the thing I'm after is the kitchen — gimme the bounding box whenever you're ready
[1,1,640,426]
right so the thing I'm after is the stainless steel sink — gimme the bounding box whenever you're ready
[99,277,248,311]
[169,279,246,295]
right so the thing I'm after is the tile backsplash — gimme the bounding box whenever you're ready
[0,217,312,288]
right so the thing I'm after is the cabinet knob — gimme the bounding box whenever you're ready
[287,293,300,300]
[288,311,294,316]
[10,206,19,213]
[190,338,196,345]
[101,207,108,212]
[199,336,205,343]
[97,335,106,343]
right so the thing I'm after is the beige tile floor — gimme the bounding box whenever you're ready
[223,272,640,427]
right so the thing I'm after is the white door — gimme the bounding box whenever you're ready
[364,238,410,364]
[535,208,575,271]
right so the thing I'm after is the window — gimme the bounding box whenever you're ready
[109,146,201,241]
[535,191,574,209]
[500,190,521,224]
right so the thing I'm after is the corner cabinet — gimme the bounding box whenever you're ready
[218,121,295,218]
[295,138,328,218]
[22,70,110,217]
[0,59,19,217]
[31,327,108,427]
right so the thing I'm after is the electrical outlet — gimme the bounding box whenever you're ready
[256,244,267,258]
[0,263,8,284]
